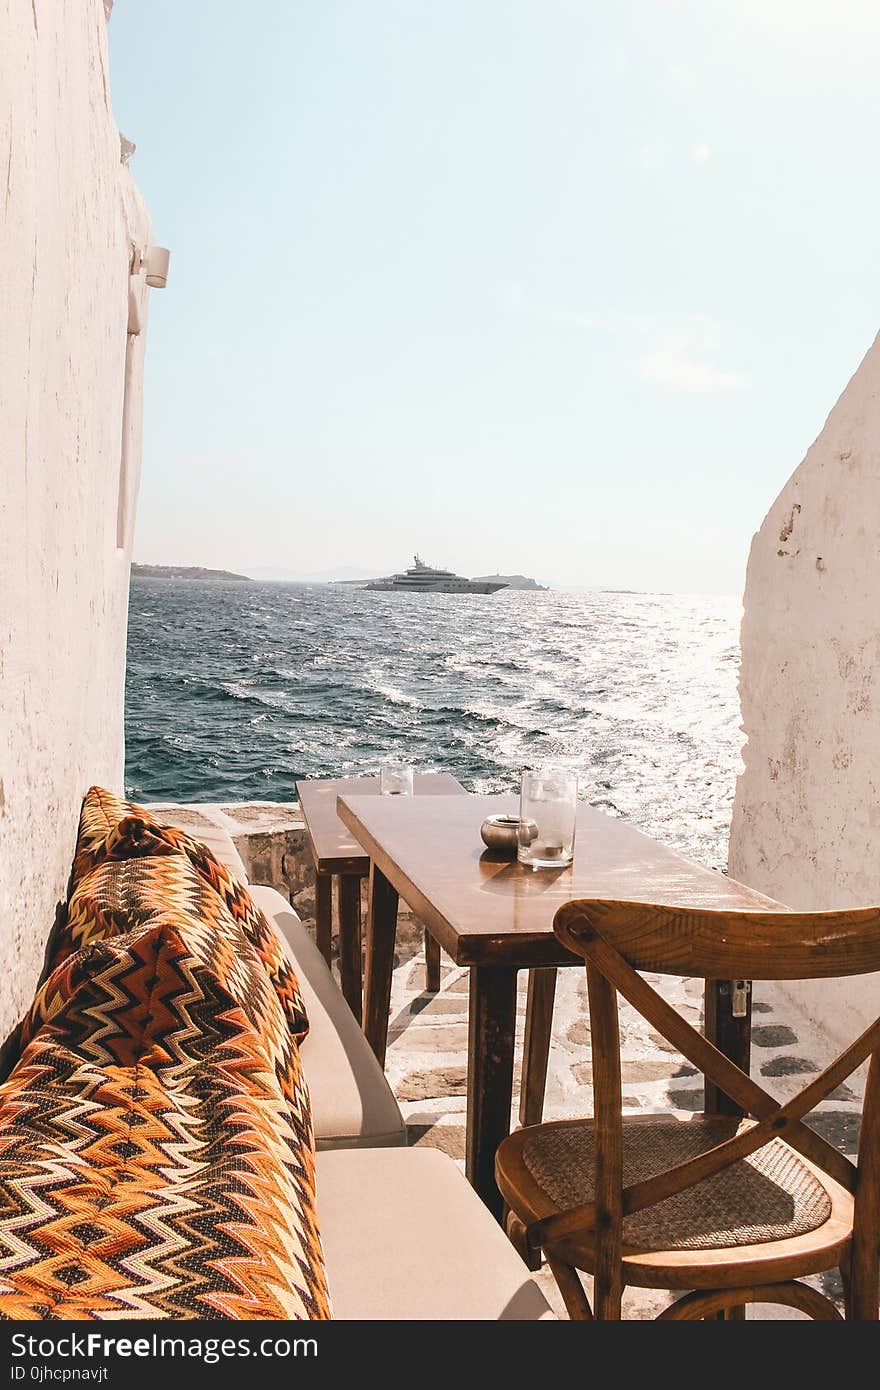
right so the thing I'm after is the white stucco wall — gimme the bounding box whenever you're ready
[0,0,153,1037]
[729,330,880,1051]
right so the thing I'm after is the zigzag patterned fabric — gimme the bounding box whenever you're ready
[66,787,310,1042]
[0,789,330,1320]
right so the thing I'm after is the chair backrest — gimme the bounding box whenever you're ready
[545,899,880,1319]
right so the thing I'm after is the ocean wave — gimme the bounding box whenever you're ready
[217,681,290,712]
[363,680,423,710]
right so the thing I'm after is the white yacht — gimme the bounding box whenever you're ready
[366,555,508,594]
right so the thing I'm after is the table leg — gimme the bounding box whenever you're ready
[704,980,751,1117]
[362,864,399,1067]
[424,929,441,992]
[466,966,518,1221]
[338,873,363,1025]
[314,873,332,965]
[519,967,558,1128]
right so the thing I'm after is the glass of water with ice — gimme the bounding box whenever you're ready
[517,769,577,869]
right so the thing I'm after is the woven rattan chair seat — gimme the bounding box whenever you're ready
[521,1116,833,1251]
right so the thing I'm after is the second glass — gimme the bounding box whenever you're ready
[517,769,577,869]
[379,763,415,796]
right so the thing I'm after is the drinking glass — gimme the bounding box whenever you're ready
[379,763,415,796]
[517,769,577,868]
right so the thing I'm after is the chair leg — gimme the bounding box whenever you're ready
[545,1253,594,1320]
[845,1245,880,1319]
[593,1274,624,1321]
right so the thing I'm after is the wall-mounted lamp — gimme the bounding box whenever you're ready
[131,244,171,288]
[142,246,170,289]
[128,244,171,333]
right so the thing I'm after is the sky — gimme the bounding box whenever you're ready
[110,1,880,593]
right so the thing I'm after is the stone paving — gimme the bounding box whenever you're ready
[156,802,861,1320]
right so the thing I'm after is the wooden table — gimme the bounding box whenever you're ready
[296,773,465,1021]
[336,791,784,1219]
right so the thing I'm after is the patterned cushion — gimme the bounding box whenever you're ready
[64,855,309,1120]
[66,795,305,1045]
[0,922,330,1319]
[67,795,307,1045]
[0,788,329,1319]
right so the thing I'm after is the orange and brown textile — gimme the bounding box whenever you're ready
[67,786,309,1042]
[0,790,329,1319]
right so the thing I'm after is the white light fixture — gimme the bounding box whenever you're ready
[129,243,170,286]
[130,244,171,289]
[143,246,170,288]
[128,245,171,334]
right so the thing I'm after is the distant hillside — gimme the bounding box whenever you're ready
[473,574,548,591]
[131,564,251,582]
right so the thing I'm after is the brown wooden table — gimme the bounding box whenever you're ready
[336,791,785,1219]
[296,773,465,1021]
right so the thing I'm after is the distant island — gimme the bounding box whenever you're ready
[131,564,251,582]
[473,574,549,591]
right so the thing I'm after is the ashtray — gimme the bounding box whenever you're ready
[480,814,537,856]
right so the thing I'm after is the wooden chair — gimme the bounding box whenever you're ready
[496,899,880,1320]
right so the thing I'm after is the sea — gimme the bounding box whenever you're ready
[124,580,744,871]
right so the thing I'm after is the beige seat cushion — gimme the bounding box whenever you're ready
[316,1147,554,1320]
[248,886,406,1151]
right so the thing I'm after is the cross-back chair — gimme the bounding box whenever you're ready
[495,899,880,1320]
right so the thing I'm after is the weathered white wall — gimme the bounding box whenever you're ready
[730,331,880,1050]
[0,0,153,1036]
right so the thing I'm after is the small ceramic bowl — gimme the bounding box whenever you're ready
[480,814,537,855]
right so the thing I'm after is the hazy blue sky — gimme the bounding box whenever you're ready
[111,1,880,592]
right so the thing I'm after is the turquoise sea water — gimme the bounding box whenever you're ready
[125,579,743,869]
